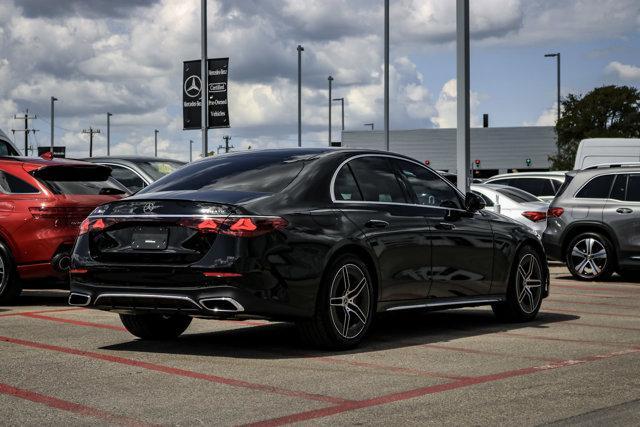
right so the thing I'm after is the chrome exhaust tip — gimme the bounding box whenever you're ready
[68,292,91,306]
[199,297,244,313]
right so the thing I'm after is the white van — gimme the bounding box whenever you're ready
[574,138,640,170]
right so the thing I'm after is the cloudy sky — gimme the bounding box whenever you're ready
[1,0,639,161]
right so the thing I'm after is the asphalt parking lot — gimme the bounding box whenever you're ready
[1,264,639,426]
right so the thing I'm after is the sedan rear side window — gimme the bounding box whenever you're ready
[576,174,614,199]
[347,157,406,203]
[393,159,462,209]
[334,165,363,201]
[0,171,39,194]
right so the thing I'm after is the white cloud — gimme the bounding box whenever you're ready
[526,104,558,127]
[605,61,640,81]
[432,79,480,129]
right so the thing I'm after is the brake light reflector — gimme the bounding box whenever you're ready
[229,218,257,232]
[69,269,88,274]
[547,207,564,218]
[522,211,547,222]
[203,272,242,278]
[197,218,221,231]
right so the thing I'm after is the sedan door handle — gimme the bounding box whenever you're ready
[365,219,389,229]
[434,222,456,230]
[616,207,633,214]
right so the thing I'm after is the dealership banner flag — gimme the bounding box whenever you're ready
[182,58,230,130]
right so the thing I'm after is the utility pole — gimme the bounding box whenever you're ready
[328,75,333,146]
[297,45,304,147]
[12,109,37,156]
[50,97,57,153]
[456,0,470,194]
[201,0,208,157]
[332,97,345,131]
[82,127,101,158]
[364,123,374,130]
[384,0,390,151]
[106,112,112,156]
[189,139,194,162]
[222,135,233,153]
[154,129,159,157]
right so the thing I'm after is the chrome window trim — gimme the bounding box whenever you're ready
[329,153,467,212]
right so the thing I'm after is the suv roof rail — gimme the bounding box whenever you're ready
[582,162,640,170]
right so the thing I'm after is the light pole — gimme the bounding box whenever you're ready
[154,129,159,157]
[384,0,389,151]
[364,123,374,130]
[456,0,470,193]
[297,45,304,147]
[50,97,57,153]
[332,98,344,131]
[328,75,333,146]
[544,52,561,125]
[189,139,194,162]
[106,112,112,156]
[201,0,208,157]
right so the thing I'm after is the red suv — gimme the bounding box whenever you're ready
[0,156,127,302]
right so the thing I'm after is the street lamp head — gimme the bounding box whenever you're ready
[332,98,344,102]
[544,53,559,57]
[51,96,58,102]
[107,112,112,117]
[328,75,333,81]
[297,45,304,52]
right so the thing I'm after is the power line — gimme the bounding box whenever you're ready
[11,109,38,156]
[82,127,101,157]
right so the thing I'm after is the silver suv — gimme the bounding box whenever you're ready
[543,165,640,281]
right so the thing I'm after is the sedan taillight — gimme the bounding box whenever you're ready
[180,216,287,237]
[547,207,564,218]
[522,211,547,222]
[78,218,108,235]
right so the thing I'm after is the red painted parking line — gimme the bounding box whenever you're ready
[0,382,155,427]
[19,313,126,331]
[420,343,563,363]
[0,336,349,405]
[570,321,640,332]
[0,307,86,318]
[243,347,640,427]
[542,305,640,319]
[546,299,638,309]
[314,357,471,381]
[499,331,636,347]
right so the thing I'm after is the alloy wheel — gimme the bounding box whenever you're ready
[516,253,542,314]
[329,263,371,339]
[569,238,607,278]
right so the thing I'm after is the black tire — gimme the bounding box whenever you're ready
[296,254,375,350]
[493,245,545,322]
[0,242,22,305]
[119,313,192,340]
[565,232,614,281]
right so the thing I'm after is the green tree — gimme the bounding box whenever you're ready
[550,85,640,170]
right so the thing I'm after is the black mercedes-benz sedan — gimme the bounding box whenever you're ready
[69,148,549,349]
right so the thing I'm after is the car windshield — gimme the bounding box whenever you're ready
[136,161,185,181]
[495,186,540,203]
[139,152,308,194]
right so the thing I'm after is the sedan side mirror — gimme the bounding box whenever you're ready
[465,192,486,213]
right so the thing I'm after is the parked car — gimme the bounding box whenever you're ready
[484,171,566,201]
[0,129,20,156]
[471,184,549,237]
[69,149,549,349]
[0,156,128,302]
[83,156,185,193]
[437,171,484,185]
[574,138,640,170]
[543,164,640,281]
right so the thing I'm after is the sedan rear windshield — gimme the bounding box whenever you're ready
[140,153,307,194]
[32,165,128,195]
[42,178,126,195]
[495,187,540,203]
[136,161,184,181]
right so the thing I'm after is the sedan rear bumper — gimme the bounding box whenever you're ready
[69,282,311,320]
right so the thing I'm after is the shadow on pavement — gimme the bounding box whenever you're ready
[3,289,69,308]
[101,308,579,359]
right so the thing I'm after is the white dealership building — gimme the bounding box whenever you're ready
[340,126,557,178]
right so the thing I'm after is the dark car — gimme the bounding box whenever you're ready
[543,164,640,281]
[69,149,549,349]
[0,156,127,303]
[83,156,185,193]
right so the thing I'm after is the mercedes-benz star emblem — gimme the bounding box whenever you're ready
[184,75,202,98]
[143,202,157,214]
